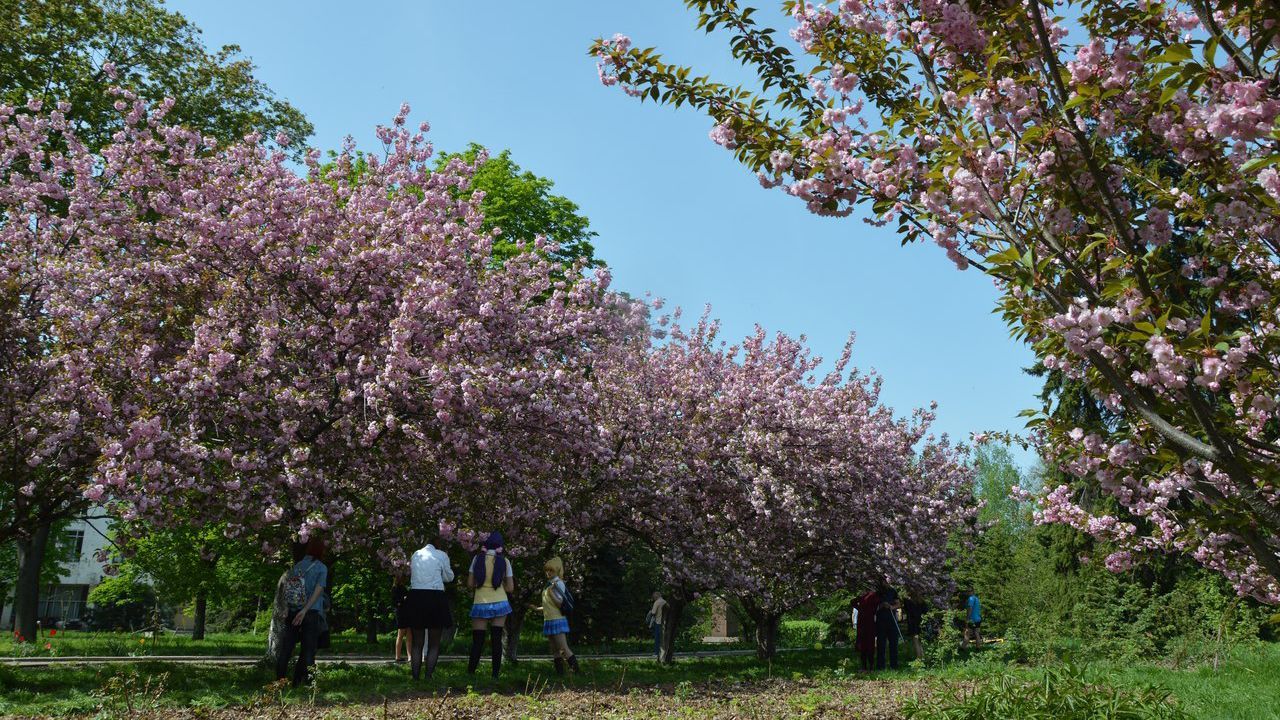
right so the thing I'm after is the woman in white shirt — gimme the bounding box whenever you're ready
[405,538,455,680]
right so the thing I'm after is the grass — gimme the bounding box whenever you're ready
[918,643,1280,720]
[1,628,747,659]
[2,642,1277,718]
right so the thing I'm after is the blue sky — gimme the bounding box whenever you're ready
[168,1,1040,465]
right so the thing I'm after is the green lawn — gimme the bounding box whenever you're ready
[1,628,746,659]
[2,643,1277,718]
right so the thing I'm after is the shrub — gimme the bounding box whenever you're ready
[779,620,829,649]
[903,666,1189,720]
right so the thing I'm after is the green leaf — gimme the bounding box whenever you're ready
[1151,44,1192,64]
[1078,238,1109,259]
[1204,36,1219,66]
[1064,94,1090,110]
[1239,155,1280,174]
[987,246,1022,265]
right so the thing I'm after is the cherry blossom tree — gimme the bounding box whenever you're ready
[87,102,642,564]
[707,331,972,658]
[592,0,1280,603]
[0,96,191,641]
[1,93,639,640]
[593,308,973,659]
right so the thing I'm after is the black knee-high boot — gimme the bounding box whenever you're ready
[467,629,485,674]
[567,654,580,673]
[489,626,504,678]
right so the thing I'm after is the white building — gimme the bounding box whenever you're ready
[1,512,113,628]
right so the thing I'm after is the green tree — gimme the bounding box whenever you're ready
[0,0,312,154]
[437,144,602,271]
[322,144,602,274]
[112,524,279,640]
[86,565,156,631]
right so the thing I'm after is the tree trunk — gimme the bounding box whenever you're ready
[504,604,528,664]
[365,597,378,644]
[754,612,781,660]
[191,591,208,640]
[13,523,52,643]
[660,597,686,665]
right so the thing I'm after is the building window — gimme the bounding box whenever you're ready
[38,584,90,622]
[65,528,85,559]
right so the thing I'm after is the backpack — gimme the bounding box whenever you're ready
[283,559,313,611]
[559,584,576,615]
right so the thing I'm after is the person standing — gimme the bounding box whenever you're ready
[965,588,983,647]
[646,591,668,661]
[406,538,455,680]
[855,587,880,672]
[540,557,579,675]
[903,589,927,661]
[874,579,901,671]
[467,532,513,679]
[392,575,411,663]
[275,538,328,687]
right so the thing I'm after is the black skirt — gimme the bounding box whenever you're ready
[395,601,413,629]
[404,589,452,629]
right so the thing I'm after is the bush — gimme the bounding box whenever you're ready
[779,620,829,648]
[85,571,159,631]
[903,666,1190,720]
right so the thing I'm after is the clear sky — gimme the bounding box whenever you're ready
[167,1,1041,465]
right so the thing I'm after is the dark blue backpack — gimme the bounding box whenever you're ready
[555,581,575,614]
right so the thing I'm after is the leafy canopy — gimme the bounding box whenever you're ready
[0,0,312,153]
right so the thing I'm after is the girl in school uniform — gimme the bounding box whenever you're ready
[540,557,579,675]
[466,531,513,678]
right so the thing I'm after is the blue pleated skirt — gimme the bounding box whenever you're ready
[542,617,570,636]
[469,600,512,619]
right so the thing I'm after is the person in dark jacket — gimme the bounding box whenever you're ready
[874,579,902,671]
[855,587,880,672]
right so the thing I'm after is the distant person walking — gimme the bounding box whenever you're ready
[392,575,411,663]
[275,538,328,687]
[874,579,902,671]
[903,589,927,660]
[406,537,455,680]
[855,587,880,672]
[467,532,513,678]
[540,557,579,675]
[647,592,669,660]
[965,588,983,648]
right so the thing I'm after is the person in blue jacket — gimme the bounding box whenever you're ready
[964,588,983,648]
